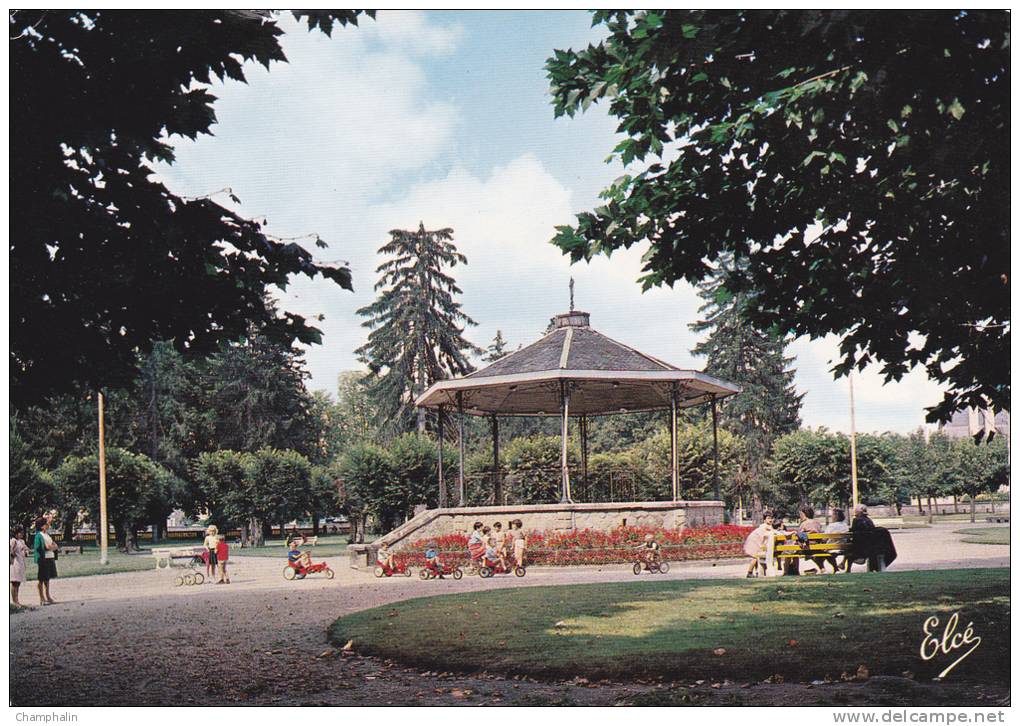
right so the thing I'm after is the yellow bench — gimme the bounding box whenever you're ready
[770,531,852,573]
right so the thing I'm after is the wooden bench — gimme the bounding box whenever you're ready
[151,546,205,570]
[767,532,853,574]
[59,545,84,555]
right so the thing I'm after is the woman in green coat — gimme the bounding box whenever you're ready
[32,516,58,605]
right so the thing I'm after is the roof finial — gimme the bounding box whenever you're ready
[569,277,575,312]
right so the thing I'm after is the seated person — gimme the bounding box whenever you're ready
[793,506,824,573]
[825,508,850,534]
[376,543,394,571]
[288,546,309,568]
[821,508,849,573]
[638,533,661,564]
[424,543,444,576]
[482,527,506,570]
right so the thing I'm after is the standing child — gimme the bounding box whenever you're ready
[216,535,230,584]
[743,512,774,578]
[203,525,219,584]
[467,521,485,569]
[511,519,527,568]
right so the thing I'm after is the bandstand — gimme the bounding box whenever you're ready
[415,309,742,506]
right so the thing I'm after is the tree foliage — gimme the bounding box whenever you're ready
[9,419,56,531]
[10,10,370,405]
[768,428,890,509]
[356,223,480,432]
[54,447,182,550]
[547,10,1009,420]
[202,315,316,457]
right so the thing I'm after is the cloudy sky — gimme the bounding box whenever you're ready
[155,10,945,435]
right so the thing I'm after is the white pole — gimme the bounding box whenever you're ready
[98,392,109,565]
[849,373,859,513]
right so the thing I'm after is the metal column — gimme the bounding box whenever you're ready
[491,415,501,506]
[457,392,466,506]
[560,381,571,503]
[438,404,446,509]
[670,385,679,501]
[711,395,720,501]
[580,415,589,502]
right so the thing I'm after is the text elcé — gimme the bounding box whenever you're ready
[919,612,982,679]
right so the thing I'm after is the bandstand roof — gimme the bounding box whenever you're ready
[415,311,741,417]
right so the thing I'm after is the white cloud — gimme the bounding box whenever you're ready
[790,334,944,434]
[154,12,461,232]
[367,10,465,56]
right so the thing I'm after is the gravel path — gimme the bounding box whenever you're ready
[9,524,1008,706]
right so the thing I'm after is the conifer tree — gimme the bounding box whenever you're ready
[690,257,803,520]
[356,223,480,433]
[485,330,510,363]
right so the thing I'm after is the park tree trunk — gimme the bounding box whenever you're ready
[927,494,934,524]
[751,492,764,526]
[114,522,127,552]
[359,514,368,544]
[62,514,74,545]
[312,512,320,537]
[970,494,977,523]
[990,494,996,513]
[895,501,902,516]
[953,495,959,514]
[126,526,140,552]
[249,518,265,548]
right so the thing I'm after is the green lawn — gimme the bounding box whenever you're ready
[25,546,159,580]
[905,512,1005,524]
[329,568,1009,684]
[956,527,1010,545]
[235,534,363,558]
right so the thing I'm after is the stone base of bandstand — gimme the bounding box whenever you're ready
[347,500,724,569]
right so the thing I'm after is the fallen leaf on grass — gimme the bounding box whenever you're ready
[713,648,726,656]
[787,639,799,648]
[856,665,869,681]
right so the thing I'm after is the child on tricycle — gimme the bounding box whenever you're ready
[284,541,334,580]
[419,543,463,580]
[633,534,669,574]
[373,543,412,577]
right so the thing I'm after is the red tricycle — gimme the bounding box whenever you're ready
[419,560,463,580]
[374,561,413,578]
[284,554,334,580]
[479,555,525,578]
[632,553,670,575]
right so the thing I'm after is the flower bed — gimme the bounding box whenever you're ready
[392,525,751,568]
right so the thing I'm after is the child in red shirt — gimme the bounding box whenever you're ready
[216,536,230,584]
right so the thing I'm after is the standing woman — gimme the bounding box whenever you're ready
[32,517,58,605]
[10,526,31,606]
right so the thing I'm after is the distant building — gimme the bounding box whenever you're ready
[939,408,1010,443]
